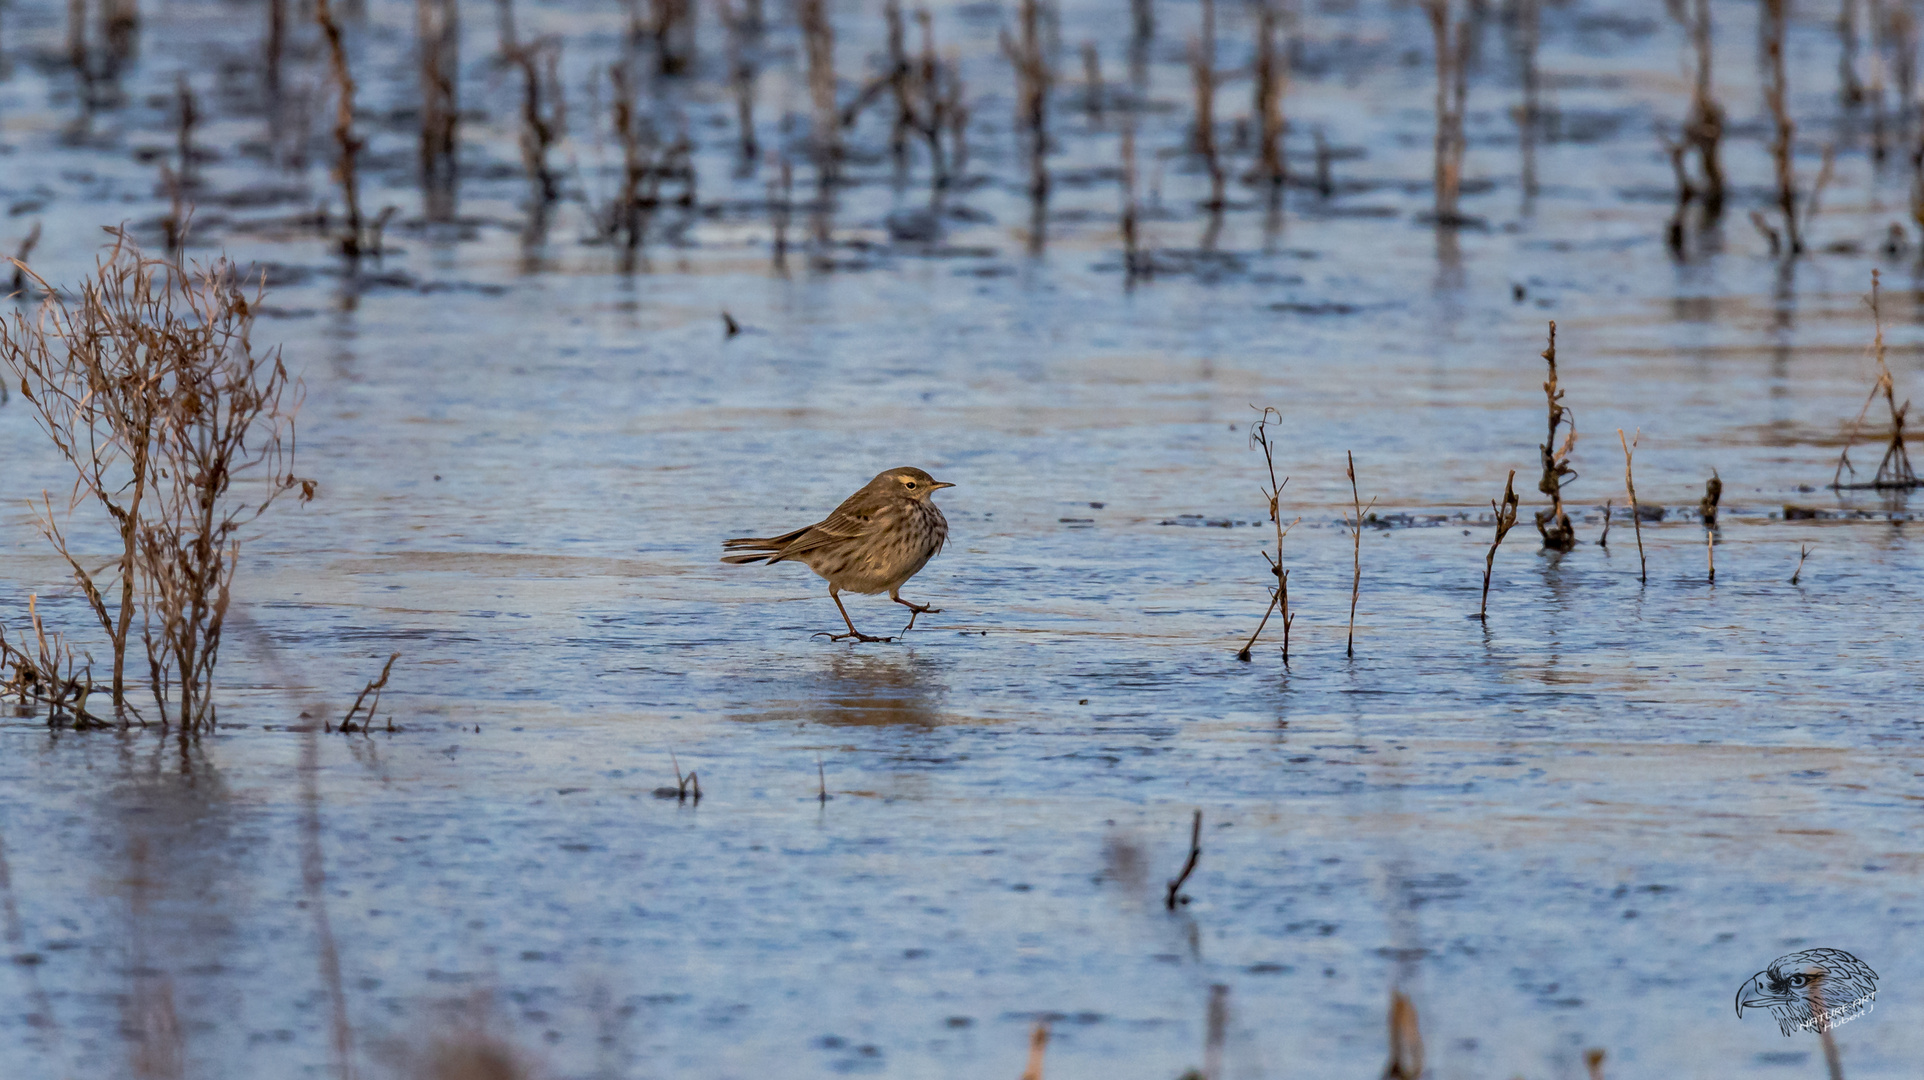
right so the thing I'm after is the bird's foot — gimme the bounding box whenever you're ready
[893,600,941,634]
[813,630,893,644]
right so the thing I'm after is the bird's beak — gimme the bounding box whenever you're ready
[931,481,956,490]
[1736,972,1783,1016]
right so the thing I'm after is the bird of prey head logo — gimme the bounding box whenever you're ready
[1736,949,1878,1036]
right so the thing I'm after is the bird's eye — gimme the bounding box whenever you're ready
[905,481,917,489]
[1789,974,1809,987]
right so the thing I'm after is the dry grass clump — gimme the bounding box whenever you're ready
[2,232,311,730]
[0,596,106,727]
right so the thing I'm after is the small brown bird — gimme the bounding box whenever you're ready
[722,467,954,642]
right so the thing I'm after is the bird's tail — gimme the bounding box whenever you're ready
[720,528,807,565]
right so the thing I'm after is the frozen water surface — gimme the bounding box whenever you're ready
[2,0,1923,1075]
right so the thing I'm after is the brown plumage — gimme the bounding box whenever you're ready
[722,467,954,642]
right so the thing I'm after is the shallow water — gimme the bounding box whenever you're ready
[3,0,1924,1076]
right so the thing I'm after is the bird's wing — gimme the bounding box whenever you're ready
[770,501,888,559]
[760,489,905,558]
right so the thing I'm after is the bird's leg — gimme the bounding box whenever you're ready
[814,588,891,644]
[890,588,940,634]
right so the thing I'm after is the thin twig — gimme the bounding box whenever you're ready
[1478,470,1520,619]
[1619,428,1646,583]
[1791,542,1815,585]
[1164,809,1201,910]
[340,652,399,731]
[1345,451,1375,658]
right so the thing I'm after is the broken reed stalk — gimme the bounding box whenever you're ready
[7,222,40,302]
[817,757,828,803]
[1584,1048,1607,1080]
[921,12,970,191]
[1422,0,1470,225]
[508,38,566,208]
[1001,0,1053,205]
[1191,0,1223,210]
[1384,990,1424,1080]
[417,0,461,222]
[265,0,285,102]
[770,152,792,269]
[1121,101,1141,279]
[1019,1022,1049,1080]
[1252,2,1286,192]
[720,0,762,163]
[1663,0,1724,252]
[1478,469,1520,619]
[1345,451,1374,658]
[1618,428,1647,583]
[1832,270,1917,488]
[1516,0,1539,199]
[652,0,694,76]
[163,74,198,252]
[1706,529,1715,582]
[1082,42,1103,123]
[340,652,399,732]
[1699,469,1722,526]
[880,1,912,166]
[1534,321,1578,550]
[654,750,703,802]
[1791,542,1814,584]
[1237,408,1297,662]
[314,0,366,257]
[1598,499,1612,547]
[1164,809,1202,910]
[606,65,662,250]
[797,0,839,182]
[1761,0,1802,255]
[1842,0,1866,106]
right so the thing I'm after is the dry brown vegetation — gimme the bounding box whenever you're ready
[1833,271,1917,489]
[1383,990,1423,1079]
[1001,0,1054,208]
[1662,0,1724,254]
[1534,321,1577,551]
[1477,470,1520,619]
[315,0,368,256]
[1344,451,1375,658]
[1164,808,1202,909]
[1421,0,1470,225]
[2,232,311,730]
[1618,428,1647,582]
[1237,407,1297,662]
[417,0,461,222]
